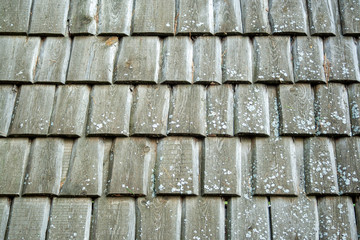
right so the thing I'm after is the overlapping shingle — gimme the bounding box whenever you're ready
[213,0,242,35]
[348,84,360,135]
[240,0,271,35]
[0,198,10,240]
[339,0,360,35]
[0,0,32,34]
[0,85,17,137]
[68,0,97,35]
[307,0,338,36]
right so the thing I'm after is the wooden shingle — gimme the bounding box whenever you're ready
[307,0,337,36]
[339,0,360,35]
[0,0,32,34]
[0,85,17,137]
[68,0,97,35]
[240,0,271,35]
[0,198,10,240]
[213,0,242,35]
[348,84,360,135]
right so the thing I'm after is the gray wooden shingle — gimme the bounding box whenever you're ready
[214,0,242,35]
[60,138,104,196]
[87,85,132,136]
[10,85,55,136]
[339,0,360,35]
[0,198,10,240]
[7,197,50,240]
[348,84,360,135]
[304,137,339,195]
[68,0,97,35]
[48,198,92,239]
[0,0,32,34]
[307,0,337,36]
[168,85,206,136]
[356,197,360,237]
[156,137,200,195]
[114,37,161,84]
[240,0,271,35]
[49,85,91,137]
[0,85,17,137]
[0,36,40,83]
[34,37,71,84]
[23,138,64,196]
[130,85,170,136]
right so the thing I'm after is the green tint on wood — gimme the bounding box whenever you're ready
[307,0,337,36]
[68,0,97,35]
[240,0,271,35]
[339,0,360,35]
[213,0,242,35]
[0,85,17,137]
[348,84,360,135]
[0,0,32,34]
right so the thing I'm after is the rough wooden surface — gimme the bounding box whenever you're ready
[136,197,181,240]
[10,85,55,136]
[214,0,242,35]
[339,0,360,35]
[0,198,10,240]
[0,36,40,83]
[0,0,32,34]
[49,85,90,137]
[168,85,206,136]
[114,37,161,84]
[29,0,69,36]
[88,85,132,136]
[156,137,200,195]
[222,36,253,83]
[97,0,133,35]
[307,0,337,35]
[0,85,17,137]
[234,84,270,136]
[60,138,104,196]
[240,0,271,35]
[278,84,315,136]
[348,84,360,135]
[48,198,92,239]
[7,197,50,240]
[68,0,97,35]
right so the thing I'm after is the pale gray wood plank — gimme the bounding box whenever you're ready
[136,197,181,239]
[0,0,32,34]
[234,84,270,136]
[176,0,214,35]
[60,138,104,196]
[182,197,225,240]
[214,0,242,35]
[100,138,113,196]
[0,198,10,240]
[0,85,17,137]
[130,85,170,136]
[97,0,133,36]
[293,36,326,83]
[339,0,360,35]
[307,0,338,36]
[114,37,161,84]
[68,0,97,35]
[0,36,40,83]
[240,0,271,35]
[318,196,357,240]
[60,139,74,189]
[7,197,50,240]
[336,137,360,194]
[206,85,234,136]
[222,36,253,83]
[203,137,240,196]
[156,137,200,195]
[267,85,281,137]
[49,85,91,137]
[193,36,222,84]
[168,85,206,136]
[314,83,351,136]
[304,137,339,195]
[34,37,71,84]
[23,138,64,196]
[88,85,132,136]
[91,197,135,239]
[48,198,92,239]
[160,37,193,84]
[348,84,360,135]
[278,84,316,136]
[10,85,55,136]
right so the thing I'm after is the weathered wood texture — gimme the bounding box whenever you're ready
[60,138,104,196]
[278,84,316,136]
[29,0,69,35]
[339,0,360,35]
[222,36,253,83]
[88,85,132,136]
[193,37,222,84]
[336,137,360,194]
[348,84,360,135]
[269,0,308,35]
[307,0,337,35]
[100,139,113,196]
[318,197,357,239]
[293,36,326,83]
[67,37,118,83]
[130,85,170,136]
[108,138,155,196]
[91,197,135,239]
[203,137,240,195]
[49,85,90,137]
[133,0,175,35]
[356,197,360,237]
[136,197,181,239]
[7,197,50,240]
[23,138,64,196]
[97,0,133,35]
[68,0,97,35]
[156,137,200,195]
[214,0,242,35]
[0,85,17,137]
[314,83,351,136]
[182,197,225,240]
[304,137,339,195]
[0,36,40,83]
[240,0,271,35]
[48,198,92,239]
[0,0,32,34]
[34,37,71,84]
[254,36,294,83]
[0,198,10,240]
[161,37,193,84]
[234,84,270,136]
[176,0,214,35]
[10,85,55,136]
[168,85,206,136]
[206,85,234,136]
[114,37,161,84]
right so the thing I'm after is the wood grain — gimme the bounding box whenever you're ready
[68,0,97,35]
[240,0,271,35]
[0,85,17,137]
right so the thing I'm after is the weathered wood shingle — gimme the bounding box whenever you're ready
[0,198,10,240]
[307,0,337,36]
[0,85,17,137]
[213,0,242,35]
[339,0,360,35]
[68,0,97,35]
[240,0,271,35]
[0,0,32,34]
[348,84,360,135]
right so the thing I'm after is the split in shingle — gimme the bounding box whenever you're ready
[348,84,360,135]
[0,0,32,34]
[0,85,17,137]
[0,198,10,240]
[68,0,97,35]
[339,0,360,35]
[240,0,271,35]
[213,0,242,35]
[307,0,337,36]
